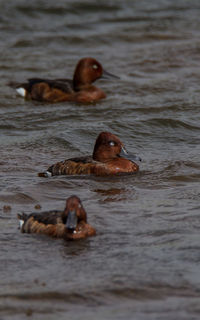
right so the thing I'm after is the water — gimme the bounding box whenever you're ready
[1,0,200,319]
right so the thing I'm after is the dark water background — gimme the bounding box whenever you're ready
[1,0,200,319]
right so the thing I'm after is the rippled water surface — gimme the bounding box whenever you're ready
[1,0,200,319]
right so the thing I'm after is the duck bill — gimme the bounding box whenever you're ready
[66,210,78,231]
[120,146,142,162]
[101,69,120,80]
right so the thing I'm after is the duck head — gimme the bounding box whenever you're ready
[73,57,119,90]
[92,131,141,163]
[63,195,87,232]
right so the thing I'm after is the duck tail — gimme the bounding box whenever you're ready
[17,213,27,230]
[38,171,52,178]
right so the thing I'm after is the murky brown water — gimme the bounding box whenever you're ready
[1,0,200,319]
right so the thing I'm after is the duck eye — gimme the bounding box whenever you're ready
[93,64,98,70]
[109,141,115,147]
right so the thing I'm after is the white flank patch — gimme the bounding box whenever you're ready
[45,171,52,177]
[19,219,24,229]
[16,87,26,97]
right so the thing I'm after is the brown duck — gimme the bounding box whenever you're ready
[38,131,141,177]
[14,57,119,103]
[17,196,96,240]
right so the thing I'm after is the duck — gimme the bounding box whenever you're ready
[38,131,141,177]
[17,195,96,240]
[15,57,119,103]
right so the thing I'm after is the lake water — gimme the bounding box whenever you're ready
[1,0,200,319]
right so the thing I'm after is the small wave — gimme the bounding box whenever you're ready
[0,193,36,204]
[142,118,200,131]
[0,283,198,305]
